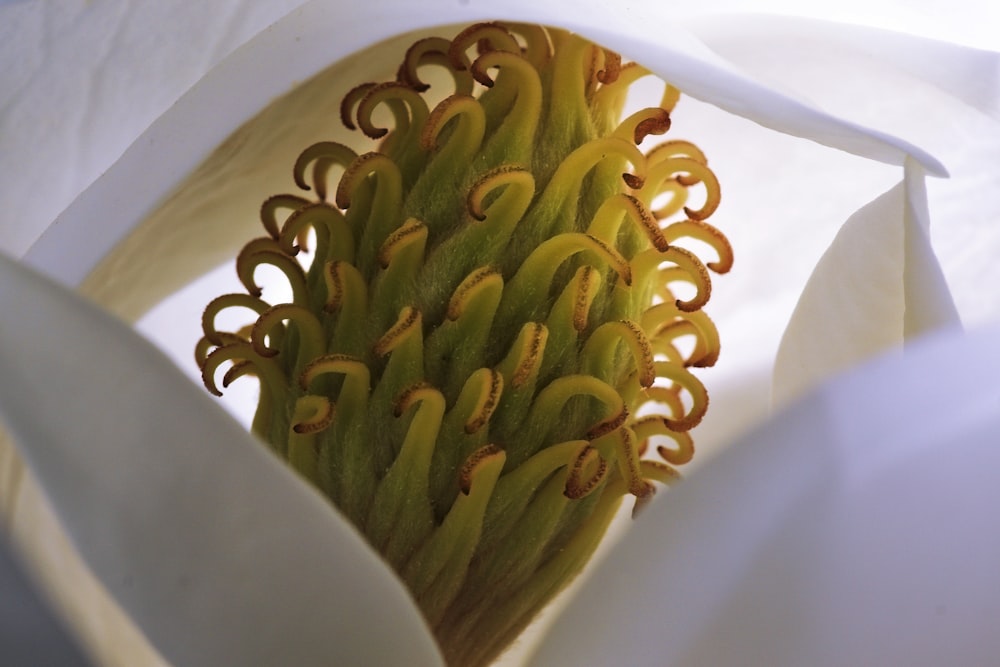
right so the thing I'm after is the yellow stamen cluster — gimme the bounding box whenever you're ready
[196,22,729,667]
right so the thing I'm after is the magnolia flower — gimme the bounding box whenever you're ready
[1,1,999,666]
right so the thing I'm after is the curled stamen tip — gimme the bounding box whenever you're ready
[463,369,503,434]
[459,444,505,495]
[564,446,609,500]
[447,266,501,321]
[633,111,671,145]
[373,307,422,357]
[586,408,628,440]
[595,49,622,84]
[393,381,435,418]
[513,323,547,387]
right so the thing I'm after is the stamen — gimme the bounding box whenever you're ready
[446,267,503,321]
[292,141,359,201]
[398,37,472,94]
[260,194,311,239]
[235,239,309,304]
[401,444,505,625]
[641,156,721,221]
[588,193,669,252]
[528,375,627,444]
[498,322,548,388]
[663,219,734,273]
[498,231,632,358]
[250,303,325,365]
[570,265,600,332]
[420,94,487,156]
[564,445,609,500]
[581,319,656,388]
[643,303,722,368]
[373,306,422,357]
[660,246,712,312]
[201,293,271,346]
[614,107,671,145]
[448,23,521,69]
[335,151,402,211]
[465,165,535,223]
[377,218,428,270]
[595,48,622,85]
[200,341,286,401]
[599,426,647,497]
[632,415,694,465]
[368,382,446,565]
[291,395,335,435]
[652,360,710,431]
[458,444,505,495]
[501,23,552,69]
[300,353,371,397]
[455,368,503,434]
[278,203,354,262]
[341,83,375,130]
[323,260,367,314]
[536,137,646,217]
[356,81,430,141]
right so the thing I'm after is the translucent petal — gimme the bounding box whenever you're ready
[685,13,1000,331]
[529,323,1000,666]
[773,158,961,406]
[0,254,443,667]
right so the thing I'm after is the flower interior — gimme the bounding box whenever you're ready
[197,22,730,667]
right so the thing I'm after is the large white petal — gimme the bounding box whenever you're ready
[529,322,1000,666]
[0,254,442,667]
[0,0,303,258]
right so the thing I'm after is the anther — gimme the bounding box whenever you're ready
[459,444,505,495]
[466,165,534,222]
[373,306,422,357]
[260,194,311,239]
[448,23,520,70]
[463,368,503,434]
[564,446,609,500]
[292,141,359,201]
[292,395,335,434]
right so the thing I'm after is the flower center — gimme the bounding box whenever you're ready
[197,22,729,667]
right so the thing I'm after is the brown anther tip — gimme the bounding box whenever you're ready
[393,381,432,418]
[622,173,644,190]
[633,111,671,145]
[341,83,376,131]
[620,266,633,287]
[459,444,504,495]
[586,408,629,440]
[683,205,705,221]
[512,323,546,387]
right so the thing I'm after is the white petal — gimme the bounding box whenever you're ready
[23,1,942,320]
[529,323,1000,666]
[683,12,1000,331]
[0,532,93,666]
[0,0,305,258]
[685,13,999,120]
[0,255,442,667]
[772,159,960,406]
